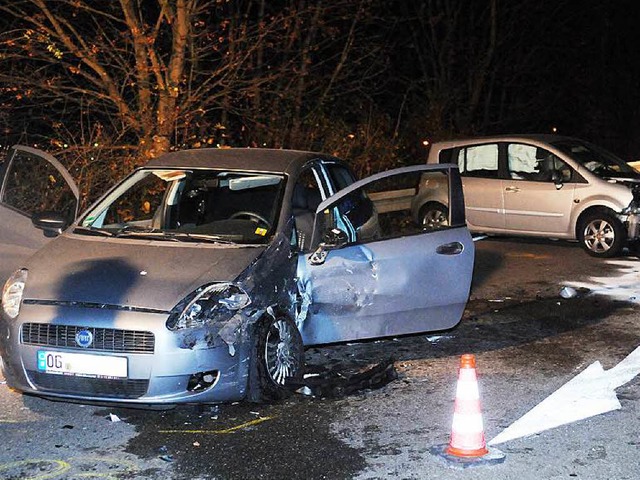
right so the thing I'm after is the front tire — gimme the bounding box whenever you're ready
[578,210,626,258]
[420,202,449,230]
[247,313,304,402]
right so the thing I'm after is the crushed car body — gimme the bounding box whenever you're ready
[0,146,474,405]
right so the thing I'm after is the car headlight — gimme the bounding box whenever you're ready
[166,282,251,331]
[2,268,28,319]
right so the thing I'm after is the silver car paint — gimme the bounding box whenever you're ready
[0,149,473,405]
[425,135,639,240]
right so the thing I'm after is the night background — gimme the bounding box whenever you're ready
[1,0,639,204]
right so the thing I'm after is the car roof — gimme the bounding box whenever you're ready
[144,148,339,175]
[431,134,579,149]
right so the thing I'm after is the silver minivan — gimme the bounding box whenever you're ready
[416,135,640,257]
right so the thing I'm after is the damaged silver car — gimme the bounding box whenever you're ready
[0,147,474,405]
[419,135,640,257]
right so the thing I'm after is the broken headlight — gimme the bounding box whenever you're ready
[2,268,28,319]
[166,283,251,331]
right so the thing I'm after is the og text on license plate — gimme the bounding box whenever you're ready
[37,350,127,378]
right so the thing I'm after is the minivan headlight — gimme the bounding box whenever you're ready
[166,283,251,331]
[2,268,28,319]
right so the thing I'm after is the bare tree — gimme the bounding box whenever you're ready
[0,0,296,159]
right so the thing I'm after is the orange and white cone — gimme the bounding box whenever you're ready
[446,354,488,457]
[431,354,505,468]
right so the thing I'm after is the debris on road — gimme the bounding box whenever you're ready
[290,357,397,398]
[108,413,122,423]
[559,286,578,299]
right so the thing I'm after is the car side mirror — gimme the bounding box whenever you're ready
[32,211,70,237]
[308,228,349,266]
[321,228,349,249]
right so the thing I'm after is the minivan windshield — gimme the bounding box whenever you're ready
[551,139,639,179]
[77,169,285,245]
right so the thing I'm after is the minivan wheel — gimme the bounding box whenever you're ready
[247,313,304,402]
[578,210,626,258]
[420,202,449,230]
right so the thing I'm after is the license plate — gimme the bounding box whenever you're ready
[37,350,127,379]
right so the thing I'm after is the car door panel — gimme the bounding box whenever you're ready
[462,177,505,230]
[502,181,576,234]
[0,146,79,282]
[298,227,473,345]
[295,164,474,346]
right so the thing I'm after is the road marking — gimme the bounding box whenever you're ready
[0,459,70,480]
[159,416,274,434]
[565,259,640,303]
[489,345,640,445]
[0,456,143,479]
[505,252,550,259]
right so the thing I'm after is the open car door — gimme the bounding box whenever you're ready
[296,164,474,345]
[0,146,79,282]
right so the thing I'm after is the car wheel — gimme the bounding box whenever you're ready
[578,210,626,258]
[247,313,304,402]
[420,202,449,230]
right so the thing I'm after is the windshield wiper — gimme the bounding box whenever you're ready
[113,229,235,244]
[114,230,181,242]
[73,226,115,237]
[165,232,236,244]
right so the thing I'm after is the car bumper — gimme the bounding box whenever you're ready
[0,304,250,405]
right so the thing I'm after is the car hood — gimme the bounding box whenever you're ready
[22,234,265,311]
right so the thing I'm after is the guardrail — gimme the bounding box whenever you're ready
[368,188,416,213]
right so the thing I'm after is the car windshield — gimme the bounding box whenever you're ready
[77,169,285,245]
[551,139,639,179]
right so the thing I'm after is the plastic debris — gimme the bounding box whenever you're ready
[290,357,397,398]
[560,286,578,299]
[296,386,314,396]
[159,455,174,463]
[108,413,121,423]
[193,441,200,447]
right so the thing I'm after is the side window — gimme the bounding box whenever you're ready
[325,163,355,192]
[319,169,453,246]
[2,151,77,222]
[507,144,572,182]
[292,168,324,252]
[438,148,455,165]
[458,144,499,178]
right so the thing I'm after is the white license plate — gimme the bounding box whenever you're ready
[37,350,127,379]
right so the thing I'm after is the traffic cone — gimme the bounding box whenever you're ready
[446,354,488,457]
[430,354,505,468]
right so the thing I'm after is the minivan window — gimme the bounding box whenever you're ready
[551,139,638,178]
[458,144,499,178]
[508,143,571,182]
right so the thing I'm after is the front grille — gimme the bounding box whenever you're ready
[27,370,148,399]
[21,323,155,354]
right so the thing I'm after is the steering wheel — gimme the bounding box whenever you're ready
[229,211,272,229]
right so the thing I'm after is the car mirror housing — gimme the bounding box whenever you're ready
[308,228,349,266]
[32,211,70,237]
[321,228,348,249]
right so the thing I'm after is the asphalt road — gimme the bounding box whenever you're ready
[1,237,640,479]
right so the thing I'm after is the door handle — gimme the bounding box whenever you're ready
[505,186,520,193]
[436,241,464,255]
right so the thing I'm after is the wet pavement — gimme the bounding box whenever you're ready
[2,237,640,479]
